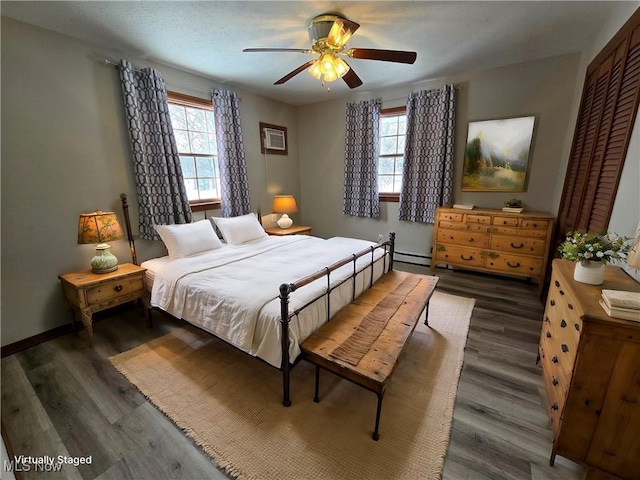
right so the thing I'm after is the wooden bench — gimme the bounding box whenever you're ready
[300,270,439,440]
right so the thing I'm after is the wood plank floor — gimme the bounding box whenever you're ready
[1,265,585,479]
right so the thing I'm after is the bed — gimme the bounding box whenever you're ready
[120,194,395,405]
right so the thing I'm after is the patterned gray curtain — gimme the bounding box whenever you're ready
[399,85,456,223]
[343,99,381,218]
[211,89,251,217]
[119,59,192,240]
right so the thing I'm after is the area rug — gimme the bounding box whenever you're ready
[110,291,475,480]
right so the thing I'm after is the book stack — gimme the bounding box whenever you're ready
[453,204,474,210]
[599,289,640,322]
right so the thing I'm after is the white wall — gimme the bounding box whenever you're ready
[297,53,581,261]
[0,17,299,346]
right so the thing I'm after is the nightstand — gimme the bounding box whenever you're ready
[58,263,147,346]
[265,225,313,236]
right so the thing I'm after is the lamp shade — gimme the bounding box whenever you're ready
[78,211,124,245]
[272,195,298,214]
[78,211,124,274]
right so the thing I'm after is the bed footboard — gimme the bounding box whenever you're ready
[278,232,395,406]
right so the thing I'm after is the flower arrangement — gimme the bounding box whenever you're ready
[559,231,631,265]
[504,198,522,208]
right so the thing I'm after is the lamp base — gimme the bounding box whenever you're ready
[277,214,293,229]
[91,243,119,274]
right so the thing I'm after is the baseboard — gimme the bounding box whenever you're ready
[1,304,136,358]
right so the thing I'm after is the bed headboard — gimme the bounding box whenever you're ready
[120,193,138,265]
[120,193,264,266]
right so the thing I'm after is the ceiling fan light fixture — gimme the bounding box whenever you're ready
[308,59,323,79]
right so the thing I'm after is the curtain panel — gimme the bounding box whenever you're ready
[399,85,456,223]
[343,99,381,218]
[211,89,251,217]
[119,59,192,240]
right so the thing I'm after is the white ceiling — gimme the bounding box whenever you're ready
[1,1,632,105]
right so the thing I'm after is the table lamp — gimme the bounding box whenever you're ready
[272,195,298,229]
[78,211,125,273]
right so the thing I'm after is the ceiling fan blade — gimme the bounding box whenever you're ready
[326,17,360,47]
[243,48,313,54]
[342,67,363,89]
[347,48,417,64]
[274,61,315,85]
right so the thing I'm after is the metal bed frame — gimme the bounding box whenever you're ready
[120,193,396,406]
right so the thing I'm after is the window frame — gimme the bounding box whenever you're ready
[167,91,221,212]
[378,106,407,202]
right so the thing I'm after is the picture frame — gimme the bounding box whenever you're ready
[259,122,288,155]
[462,116,535,192]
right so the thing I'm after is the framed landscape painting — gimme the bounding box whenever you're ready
[462,116,535,192]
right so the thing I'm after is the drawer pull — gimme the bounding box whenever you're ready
[552,355,559,364]
[560,319,567,328]
[546,331,551,338]
[550,300,556,307]
[114,285,123,293]
[460,254,474,261]
[551,402,559,411]
[552,377,559,386]
[510,242,524,249]
[561,344,569,353]
[506,261,521,268]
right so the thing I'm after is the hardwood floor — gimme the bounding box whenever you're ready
[1,265,585,479]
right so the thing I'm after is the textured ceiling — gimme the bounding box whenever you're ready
[1,1,632,105]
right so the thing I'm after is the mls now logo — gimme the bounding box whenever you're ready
[4,458,63,473]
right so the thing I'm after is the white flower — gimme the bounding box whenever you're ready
[596,251,604,258]
[584,252,593,259]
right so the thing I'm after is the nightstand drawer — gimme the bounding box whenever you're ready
[87,275,144,306]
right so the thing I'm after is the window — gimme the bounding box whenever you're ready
[378,107,406,201]
[167,91,221,211]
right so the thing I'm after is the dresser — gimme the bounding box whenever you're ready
[431,207,554,290]
[539,259,640,479]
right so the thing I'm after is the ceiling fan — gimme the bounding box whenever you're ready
[243,14,417,89]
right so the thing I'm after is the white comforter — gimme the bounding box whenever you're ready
[147,235,386,367]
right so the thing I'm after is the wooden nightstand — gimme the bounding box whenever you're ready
[264,225,312,236]
[58,263,147,346]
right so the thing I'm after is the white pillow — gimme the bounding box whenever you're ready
[211,213,267,245]
[154,220,223,259]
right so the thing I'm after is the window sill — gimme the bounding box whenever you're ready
[190,201,221,212]
[379,193,399,203]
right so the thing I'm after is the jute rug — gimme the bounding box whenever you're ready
[110,291,475,480]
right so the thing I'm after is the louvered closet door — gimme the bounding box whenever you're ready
[557,8,640,238]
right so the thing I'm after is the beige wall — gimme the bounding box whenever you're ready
[1,17,299,346]
[297,53,581,262]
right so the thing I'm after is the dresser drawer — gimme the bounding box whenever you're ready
[491,234,546,256]
[521,219,550,230]
[466,214,491,225]
[437,229,489,249]
[540,343,567,436]
[486,252,543,276]
[492,216,519,227]
[434,244,485,268]
[438,212,464,222]
[491,226,548,238]
[438,220,469,230]
[86,275,145,306]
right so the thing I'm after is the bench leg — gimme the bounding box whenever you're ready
[373,392,384,441]
[424,304,430,326]
[314,365,320,403]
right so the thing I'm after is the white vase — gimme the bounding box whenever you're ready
[573,261,605,285]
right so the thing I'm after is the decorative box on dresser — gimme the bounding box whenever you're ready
[431,207,554,290]
[540,259,640,479]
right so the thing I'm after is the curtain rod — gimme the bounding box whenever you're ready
[103,58,235,99]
